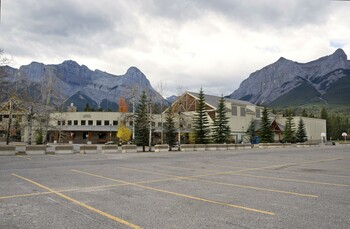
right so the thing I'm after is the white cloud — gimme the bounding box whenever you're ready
[1,0,349,98]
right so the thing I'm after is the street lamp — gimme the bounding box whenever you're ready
[321,132,326,145]
[109,124,112,142]
[342,132,347,143]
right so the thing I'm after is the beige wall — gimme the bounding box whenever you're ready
[275,116,326,142]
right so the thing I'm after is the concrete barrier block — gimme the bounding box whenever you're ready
[154,144,169,152]
[227,144,236,150]
[180,144,195,152]
[54,145,74,154]
[26,145,47,155]
[122,145,137,153]
[101,145,119,154]
[195,144,206,151]
[80,145,98,154]
[0,146,16,156]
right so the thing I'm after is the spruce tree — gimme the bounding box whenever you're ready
[134,91,149,152]
[259,107,274,143]
[283,109,295,143]
[212,96,231,143]
[164,108,176,150]
[193,88,210,144]
[296,118,307,142]
[247,119,256,143]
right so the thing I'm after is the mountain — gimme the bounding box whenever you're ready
[0,60,165,111]
[228,49,350,108]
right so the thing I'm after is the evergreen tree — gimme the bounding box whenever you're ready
[259,107,274,143]
[283,109,295,143]
[84,103,92,111]
[212,96,231,143]
[134,91,150,152]
[247,119,256,143]
[164,108,176,150]
[296,118,307,142]
[193,88,210,144]
[301,109,308,117]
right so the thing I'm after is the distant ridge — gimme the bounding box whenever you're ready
[0,60,165,111]
[228,49,350,107]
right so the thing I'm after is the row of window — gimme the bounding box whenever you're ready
[0,114,22,122]
[56,120,165,127]
[231,106,261,118]
[57,120,120,126]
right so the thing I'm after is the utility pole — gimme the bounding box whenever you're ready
[27,106,33,145]
[5,99,12,145]
[178,101,182,151]
[132,91,135,144]
[149,98,152,151]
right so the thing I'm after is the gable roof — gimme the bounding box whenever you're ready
[187,91,255,109]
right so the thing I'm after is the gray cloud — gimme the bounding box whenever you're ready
[1,0,349,97]
[137,0,331,29]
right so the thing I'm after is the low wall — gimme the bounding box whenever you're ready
[195,144,206,151]
[80,145,98,154]
[26,145,47,155]
[296,143,320,148]
[180,144,195,152]
[54,145,74,154]
[122,145,137,153]
[154,144,169,152]
[206,144,228,151]
[101,145,119,154]
[0,146,16,156]
[259,143,294,149]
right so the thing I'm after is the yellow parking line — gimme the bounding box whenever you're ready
[11,173,142,229]
[72,169,274,215]
[263,168,350,178]
[232,173,349,187]
[16,155,31,160]
[0,184,132,200]
[116,166,318,198]
[0,191,53,199]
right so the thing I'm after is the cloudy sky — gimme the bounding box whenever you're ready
[1,0,349,97]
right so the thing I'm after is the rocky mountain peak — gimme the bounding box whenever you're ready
[332,48,347,59]
[228,49,350,105]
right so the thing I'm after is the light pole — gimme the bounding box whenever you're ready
[148,98,152,151]
[321,132,326,145]
[109,124,112,142]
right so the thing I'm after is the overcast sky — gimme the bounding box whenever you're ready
[1,0,349,97]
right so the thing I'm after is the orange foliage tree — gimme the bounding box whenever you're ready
[118,97,129,112]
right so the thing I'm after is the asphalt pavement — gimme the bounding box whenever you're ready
[0,146,349,228]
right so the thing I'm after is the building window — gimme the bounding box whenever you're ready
[129,121,133,126]
[74,120,78,125]
[4,115,9,118]
[113,120,118,126]
[158,122,162,127]
[152,122,155,127]
[231,106,237,116]
[62,121,66,125]
[96,120,102,126]
[256,108,261,118]
[83,132,88,139]
[0,115,2,122]
[88,120,93,125]
[68,120,72,125]
[57,120,61,125]
[81,120,86,125]
[240,107,246,116]
[104,120,110,126]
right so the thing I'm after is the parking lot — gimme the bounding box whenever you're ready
[0,146,349,229]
